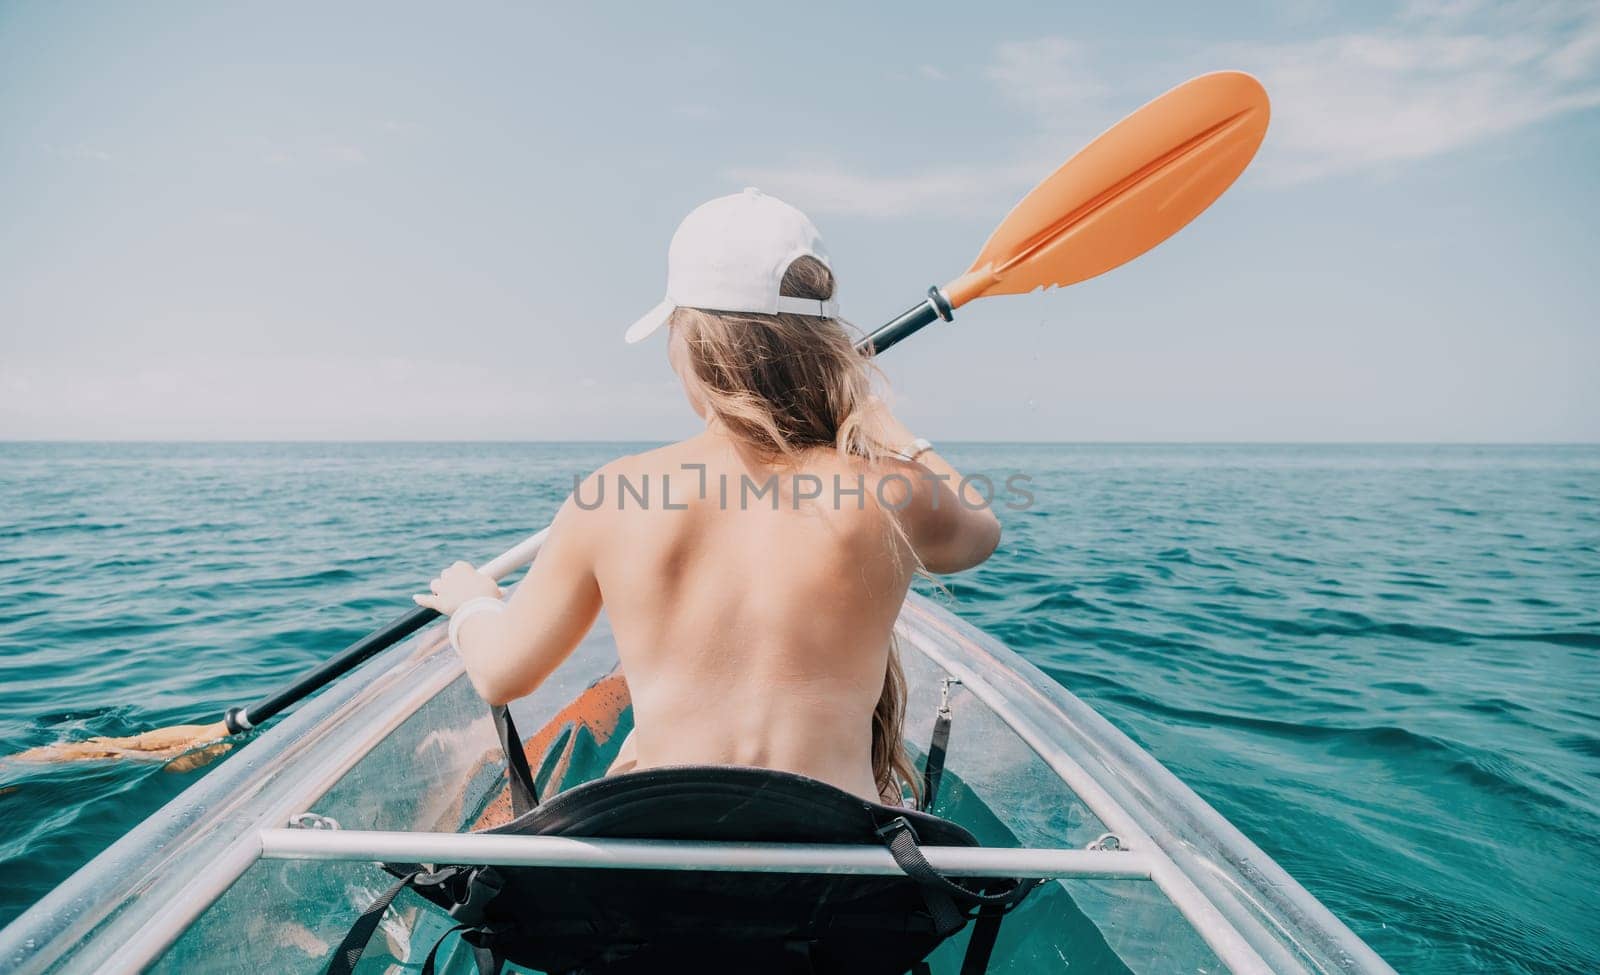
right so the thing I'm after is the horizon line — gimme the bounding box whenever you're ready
[3,439,1598,448]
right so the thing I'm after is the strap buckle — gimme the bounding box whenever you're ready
[875,814,919,845]
[447,866,505,927]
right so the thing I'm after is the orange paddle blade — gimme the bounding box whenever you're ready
[943,71,1270,308]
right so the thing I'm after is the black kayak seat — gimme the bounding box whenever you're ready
[327,710,1037,975]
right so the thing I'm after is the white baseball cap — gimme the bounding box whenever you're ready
[624,187,838,344]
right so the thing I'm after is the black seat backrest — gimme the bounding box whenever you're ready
[494,763,976,844]
[329,705,1035,975]
[450,766,1008,975]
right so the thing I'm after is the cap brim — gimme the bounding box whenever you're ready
[624,299,675,344]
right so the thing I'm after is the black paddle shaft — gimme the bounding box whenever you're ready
[855,287,955,356]
[223,284,956,735]
[224,606,439,733]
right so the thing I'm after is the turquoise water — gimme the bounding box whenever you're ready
[0,443,1595,973]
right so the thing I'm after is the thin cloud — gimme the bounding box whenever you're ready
[325,145,368,165]
[723,157,1040,219]
[0,354,684,440]
[985,37,1111,120]
[726,4,1600,215]
[983,7,1600,184]
[727,39,1108,219]
[45,143,114,162]
[1231,0,1600,182]
[672,103,719,121]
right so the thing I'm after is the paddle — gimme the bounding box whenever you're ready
[11,529,550,763]
[857,70,1269,354]
[16,71,1267,764]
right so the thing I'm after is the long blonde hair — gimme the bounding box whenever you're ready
[668,256,918,803]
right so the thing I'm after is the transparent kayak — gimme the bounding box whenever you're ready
[0,594,1394,974]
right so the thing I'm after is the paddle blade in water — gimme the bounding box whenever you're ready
[10,721,231,764]
[942,71,1270,308]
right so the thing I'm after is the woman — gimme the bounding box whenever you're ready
[415,189,999,803]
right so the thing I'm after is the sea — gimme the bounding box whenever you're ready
[0,442,1595,973]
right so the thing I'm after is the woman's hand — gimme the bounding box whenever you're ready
[413,561,502,615]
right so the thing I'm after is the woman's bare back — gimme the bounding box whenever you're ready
[585,433,913,800]
[429,420,997,804]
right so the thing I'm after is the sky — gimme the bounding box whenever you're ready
[1,0,1596,442]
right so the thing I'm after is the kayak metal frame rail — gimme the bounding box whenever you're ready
[259,828,1153,880]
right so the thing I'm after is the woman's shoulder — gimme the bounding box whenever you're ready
[588,439,707,483]
[563,439,712,517]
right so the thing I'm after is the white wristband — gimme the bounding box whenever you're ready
[897,437,934,462]
[448,596,506,649]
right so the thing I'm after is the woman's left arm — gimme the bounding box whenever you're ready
[415,497,603,706]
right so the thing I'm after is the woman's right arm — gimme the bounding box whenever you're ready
[867,399,1001,574]
[892,451,1002,574]
[419,491,604,706]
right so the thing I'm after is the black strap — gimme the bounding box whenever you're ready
[877,816,958,935]
[325,871,421,975]
[470,940,504,975]
[877,817,1028,909]
[492,704,538,816]
[959,905,1006,975]
[419,923,471,975]
[416,924,501,975]
[920,709,952,811]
